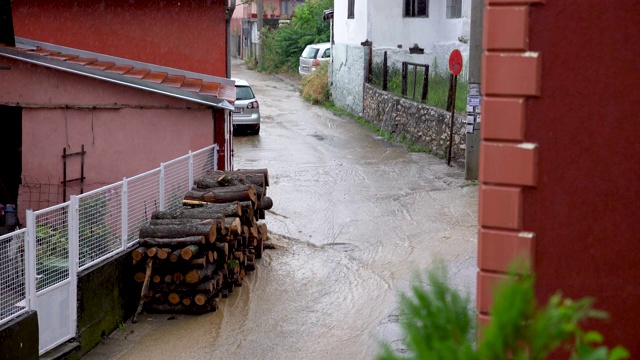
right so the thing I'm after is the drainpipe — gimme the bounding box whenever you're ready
[226,0,237,78]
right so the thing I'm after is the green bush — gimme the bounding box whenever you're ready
[377,263,630,360]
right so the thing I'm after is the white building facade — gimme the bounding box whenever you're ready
[330,0,471,115]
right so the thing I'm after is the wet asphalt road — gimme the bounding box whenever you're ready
[82,59,478,360]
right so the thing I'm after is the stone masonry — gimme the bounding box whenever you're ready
[363,83,466,165]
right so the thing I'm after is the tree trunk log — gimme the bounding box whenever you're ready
[152,202,242,219]
[167,292,181,305]
[139,223,217,243]
[183,185,257,205]
[132,258,153,323]
[148,218,220,227]
[157,248,172,260]
[140,236,206,247]
[224,217,242,236]
[185,265,216,284]
[182,297,192,306]
[170,249,182,262]
[181,245,201,260]
[233,168,270,186]
[132,247,147,262]
[190,256,207,268]
[146,301,216,315]
[146,247,158,258]
[257,196,273,210]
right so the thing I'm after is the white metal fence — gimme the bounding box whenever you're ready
[0,144,217,354]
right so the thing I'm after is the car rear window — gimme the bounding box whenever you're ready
[236,86,255,100]
[301,47,320,59]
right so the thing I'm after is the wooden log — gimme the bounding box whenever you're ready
[164,274,173,283]
[157,248,172,260]
[134,271,147,283]
[183,185,257,205]
[190,256,207,268]
[257,196,273,211]
[233,168,270,187]
[197,184,265,201]
[182,297,192,306]
[152,202,242,219]
[132,258,153,323]
[140,236,206,247]
[152,274,161,283]
[154,280,216,295]
[170,249,182,262]
[146,247,158,258]
[209,250,216,262]
[185,265,216,284]
[224,217,242,236]
[132,247,147,262]
[167,292,181,305]
[173,272,184,283]
[139,223,217,243]
[181,245,201,260]
[258,223,268,241]
[214,242,228,259]
[148,218,220,227]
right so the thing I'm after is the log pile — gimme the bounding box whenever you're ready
[132,169,272,316]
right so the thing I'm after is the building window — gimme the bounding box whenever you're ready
[348,0,355,19]
[446,0,462,19]
[405,0,428,17]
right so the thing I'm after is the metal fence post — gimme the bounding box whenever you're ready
[68,196,79,334]
[188,150,194,190]
[25,210,37,310]
[401,62,408,96]
[159,163,165,211]
[121,177,128,250]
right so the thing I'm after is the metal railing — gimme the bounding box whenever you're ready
[0,144,217,330]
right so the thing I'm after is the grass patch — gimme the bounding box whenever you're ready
[301,62,330,104]
[370,59,468,113]
[321,100,434,154]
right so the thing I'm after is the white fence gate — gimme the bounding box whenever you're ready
[0,145,217,355]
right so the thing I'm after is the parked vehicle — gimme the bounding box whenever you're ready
[299,42,331,76]
[232,78,261,135]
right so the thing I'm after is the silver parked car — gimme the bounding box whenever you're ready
[299,42,331,76]
[232,78,261,135]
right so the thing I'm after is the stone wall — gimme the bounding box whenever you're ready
[363,83,466,164]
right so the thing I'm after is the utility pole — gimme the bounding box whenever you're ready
[256,0,263,63]
[465,0,484,180]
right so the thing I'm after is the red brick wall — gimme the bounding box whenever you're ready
[479,0,640,354]
[11,0,227,77]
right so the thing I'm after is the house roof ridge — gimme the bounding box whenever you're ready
[0,37,235,110]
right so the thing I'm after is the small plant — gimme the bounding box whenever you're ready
[117,321,126,330]
[377,263,630,360]
[265,2,277,15]
[227,259,239,269]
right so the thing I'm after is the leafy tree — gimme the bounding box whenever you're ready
[259,0,333,73]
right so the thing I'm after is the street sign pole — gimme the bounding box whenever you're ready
[447,49,463,166]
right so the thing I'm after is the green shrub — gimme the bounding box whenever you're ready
[377,263,630,360]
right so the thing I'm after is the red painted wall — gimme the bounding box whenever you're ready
[526,1,640,353]
[11,0,227,77]
[0,57,215,213]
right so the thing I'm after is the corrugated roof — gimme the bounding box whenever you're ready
[0,37,236,110]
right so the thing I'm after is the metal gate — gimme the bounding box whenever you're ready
[26,203,77,355]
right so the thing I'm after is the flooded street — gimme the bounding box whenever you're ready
[83,60,478,360]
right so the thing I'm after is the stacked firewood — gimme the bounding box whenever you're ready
[132,169,272,316]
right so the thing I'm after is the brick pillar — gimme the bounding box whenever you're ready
[477,0,543,326]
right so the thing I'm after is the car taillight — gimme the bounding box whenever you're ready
[247,101,259,109]
[312,59,320,66]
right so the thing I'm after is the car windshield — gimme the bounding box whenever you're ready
[236,86,255,101]
[301,47,320,59]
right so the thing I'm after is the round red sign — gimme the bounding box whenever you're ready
[448,49,463,76]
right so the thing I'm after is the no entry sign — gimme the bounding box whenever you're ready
[448,49,463,76]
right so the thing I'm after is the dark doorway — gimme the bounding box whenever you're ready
[0,106,22,208]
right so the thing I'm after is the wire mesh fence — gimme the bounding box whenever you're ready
[33,203,70,291]
[126,169,161,245]
[163,156,190,213]
[0,229,27,325]
[2,144,216,326]
[77,184,123,268]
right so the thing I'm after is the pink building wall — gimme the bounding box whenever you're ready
[0,57,215,213]
[11,0,228,77]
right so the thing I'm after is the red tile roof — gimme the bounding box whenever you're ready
[0,38,236,109]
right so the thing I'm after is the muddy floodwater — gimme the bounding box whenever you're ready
[83,59,478,360]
